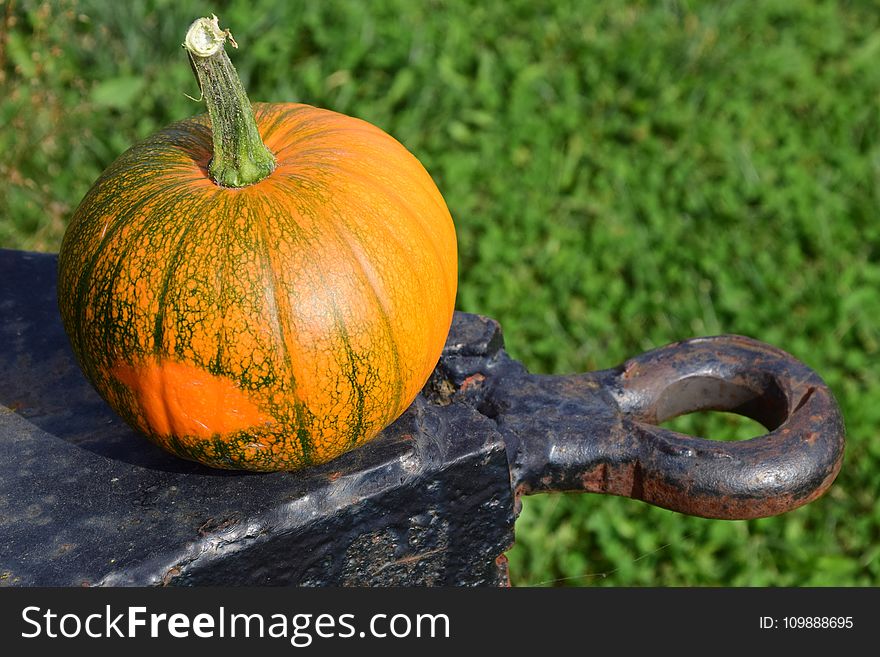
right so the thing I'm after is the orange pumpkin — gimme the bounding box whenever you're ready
[57,16,457,471]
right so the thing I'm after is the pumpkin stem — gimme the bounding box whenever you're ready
[183,15,275,187]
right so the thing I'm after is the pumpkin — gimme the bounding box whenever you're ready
[57,16,457,471]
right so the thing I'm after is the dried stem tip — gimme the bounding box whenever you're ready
[184,15,237,57]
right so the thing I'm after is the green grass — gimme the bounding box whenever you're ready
[2,0,879,585]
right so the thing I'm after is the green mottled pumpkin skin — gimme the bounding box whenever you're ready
[58,102,458,471]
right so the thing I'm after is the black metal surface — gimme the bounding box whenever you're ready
[0,248,845,585]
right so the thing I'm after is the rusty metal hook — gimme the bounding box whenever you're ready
[437,317,846,520]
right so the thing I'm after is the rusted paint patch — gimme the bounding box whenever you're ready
[460,373,486,392]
